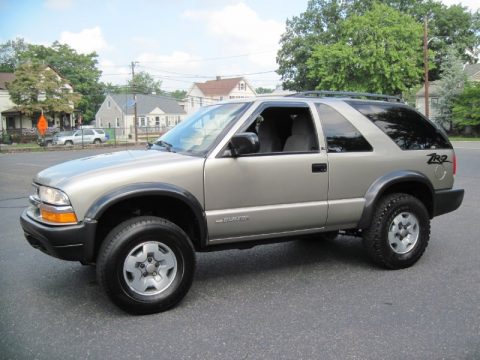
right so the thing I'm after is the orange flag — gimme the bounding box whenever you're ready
[37,114,48,136]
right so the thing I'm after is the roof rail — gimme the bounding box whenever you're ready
[286,90,403,103]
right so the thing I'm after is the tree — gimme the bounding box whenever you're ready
[169,90,187,100]
[276,0,479,90]
[0,38,28,72]
[306,4,423,94]
[17,42,103,121]
[436,47,466,127]
[276,0,353,90]
[7,63,81,116]
[452,82,480,129]
[255,87,274,94]
[127,71,164,95]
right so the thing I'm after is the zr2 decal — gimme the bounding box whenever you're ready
[427,153,450,165]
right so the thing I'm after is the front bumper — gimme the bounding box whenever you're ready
[20,209,97,263]
[433,188,464,217]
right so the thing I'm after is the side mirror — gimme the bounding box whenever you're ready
[146,142,153,149]
[229,132,259,157]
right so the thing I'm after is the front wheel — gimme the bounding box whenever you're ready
[97,216,196,314]
[362,193,430,269]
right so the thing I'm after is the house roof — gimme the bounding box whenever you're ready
[195,77,244,96]
[464,63,480,79]
[0,73,15,90]
[109,94,186,115]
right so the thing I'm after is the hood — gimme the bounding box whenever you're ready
[35,150,197,188]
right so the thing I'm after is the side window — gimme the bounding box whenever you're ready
[349,102,452,150]
[84,129,94,136]
[316,103,372,153]
[242,106,319,154]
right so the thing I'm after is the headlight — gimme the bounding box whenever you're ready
[38,186,70,206]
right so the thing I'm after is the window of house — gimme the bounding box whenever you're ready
[139,117,146,127]
[107,100,111,109]
[200,98,203,106]
[155,116,160,126]
[116,117,120,128]
[348,101,452,150]
[316,103,372,153]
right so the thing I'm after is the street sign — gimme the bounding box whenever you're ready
[37,114,48,136]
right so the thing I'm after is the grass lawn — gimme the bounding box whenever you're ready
[449,136,480,141]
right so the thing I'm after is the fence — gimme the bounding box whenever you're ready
[0,126,172,149]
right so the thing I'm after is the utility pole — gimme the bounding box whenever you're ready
[131,61,138,143]
[423,17,430,119]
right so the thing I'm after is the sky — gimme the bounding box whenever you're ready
[0,0,478,92]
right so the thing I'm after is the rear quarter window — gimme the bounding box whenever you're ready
[348,102,452,150]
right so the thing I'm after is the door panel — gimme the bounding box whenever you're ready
[204,153,329,243]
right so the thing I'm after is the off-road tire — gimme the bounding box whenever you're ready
[97,216,195,315]
[362,193,430,269]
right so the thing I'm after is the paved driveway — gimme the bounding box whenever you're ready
[0,146,479,359]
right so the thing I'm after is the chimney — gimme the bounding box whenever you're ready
[216,76,221,81]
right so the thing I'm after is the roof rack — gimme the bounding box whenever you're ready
[286,90,403,103]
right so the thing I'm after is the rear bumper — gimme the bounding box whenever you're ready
[433,188,464,217]
[20,209,97,263]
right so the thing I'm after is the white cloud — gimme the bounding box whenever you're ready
[59,26,108,54]
[183,2,284,68]
[44,0,74,10]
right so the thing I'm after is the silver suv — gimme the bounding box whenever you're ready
[53,128,106,145]
[20,91,464,314]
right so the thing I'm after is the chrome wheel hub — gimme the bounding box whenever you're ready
[123,241,177,296]
[388,212,420,254]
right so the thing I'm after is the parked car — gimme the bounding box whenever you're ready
[53,129,106,145]
[20,91,464,314]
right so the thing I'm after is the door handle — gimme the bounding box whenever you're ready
[312,163,327,173]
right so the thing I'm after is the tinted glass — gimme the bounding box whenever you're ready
[349,102,452,150]
[316,103,372,153]
[84,130,94,135]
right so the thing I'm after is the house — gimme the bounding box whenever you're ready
[95,93,186,140]
[0,66,76,135]
[416,63,480,121]
[0,73,16,133]
[185,76,256,114]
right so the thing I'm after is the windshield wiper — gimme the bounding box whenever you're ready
[154,140,175,152]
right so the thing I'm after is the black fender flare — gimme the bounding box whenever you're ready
[357,170,434,229]
[84,182,208,248]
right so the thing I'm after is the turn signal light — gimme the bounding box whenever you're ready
[41,209,78,224]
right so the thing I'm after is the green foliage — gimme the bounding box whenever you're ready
[0,38,28,72]
[18,42,104,120]
[169,90,187,100]
[255,87,274,94]
[306,4,423,94]
[277,0,480,90]
[277,0,352,90]
[7,63,81,116]
[128,71,164,95]
[437,47,466,123]
[452,82,480,127]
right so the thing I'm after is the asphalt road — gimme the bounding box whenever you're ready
[0,145,479,360]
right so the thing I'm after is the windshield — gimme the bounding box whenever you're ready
[153,102,250,156]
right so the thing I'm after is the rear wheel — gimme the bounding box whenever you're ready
[362,193,430,269]
[65,140,73,146]
[97,216,195,314]
[93,138,101,144]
